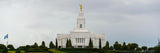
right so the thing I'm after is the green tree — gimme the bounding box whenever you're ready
[42,41,45,47]
[130,43,138,50]
[66,39,69,48]
[113,41,121,50]
[99,38,102,49]
[17,46,27,51]
[127,43,131,50]
[88,38,93,48]
[103,41,109,49]
[56,38,58,49]
[66,39,72,48]
[68,39,72,48]
[40,41,47,48]
[26,45,31,49]
[109,46,113,50]
[7,44,15,50]
[49,41,55,48]
[32,42,38,48]
[136,47,142,51]
[142,46,147,52]
[39,41,47,51]
[122,42,127,50]
[0,44,8,53]
[148,47,154,50]
[142,46,147,50]
[154,46,160,53]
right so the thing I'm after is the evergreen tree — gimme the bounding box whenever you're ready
[99,38,102,49]
[113,41,121,50]
[56,38,58,49]
[33,42,38,48]
[103,41,109,49]
[66,39,72,48]
[49,41,55,48]
[68,39,72,48]
[122,42,127,50]
[40,41,46,48]
[39,41,47,51]
[66,39,69,48]
[109,46,113,50]
[88,38,93,48]
[42,41,45,47]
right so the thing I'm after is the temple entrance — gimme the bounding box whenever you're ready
[78,46,82,48]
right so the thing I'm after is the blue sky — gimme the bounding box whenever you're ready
[0,0,160,48]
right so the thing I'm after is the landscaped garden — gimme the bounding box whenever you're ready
[0,40,160,53]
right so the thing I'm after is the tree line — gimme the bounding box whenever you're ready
[0,38,160,53]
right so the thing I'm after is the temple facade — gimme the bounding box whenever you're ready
[57,5,105,48]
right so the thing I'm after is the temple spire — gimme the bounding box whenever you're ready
[80,4,82,12]
[77,4,85,29]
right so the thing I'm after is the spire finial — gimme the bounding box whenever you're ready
[80,4,82,12]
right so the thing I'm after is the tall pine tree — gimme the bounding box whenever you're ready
[66,39,72,48]
[99,38,101,49]
[40,41,47,49]
[88,38,93,48]
[49,41,55,48]
[66,39,69,48]
[113,41,121,50]
[56,38,58,49]
[104,41,109,49]
[68,39,72,48]
[122,42,127,50]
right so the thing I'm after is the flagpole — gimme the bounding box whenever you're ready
[6,34,8,46]
[7,38,8,46]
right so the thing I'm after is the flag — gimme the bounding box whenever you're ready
[4,34,8,39]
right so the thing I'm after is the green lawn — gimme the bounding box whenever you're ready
[8,49,140,53]
[8,51,15,53]
[49,49,67,53]
[8,50,25,53]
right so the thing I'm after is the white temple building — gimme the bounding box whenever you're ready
[57,4,105,48]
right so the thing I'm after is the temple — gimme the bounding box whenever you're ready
[57,4,105,48]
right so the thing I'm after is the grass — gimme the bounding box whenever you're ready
[8,50,25,53]
[8,49,140,53]
[48,49,67,53]
[8,51,15,53]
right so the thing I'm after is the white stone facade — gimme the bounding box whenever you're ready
[57,5,105,48]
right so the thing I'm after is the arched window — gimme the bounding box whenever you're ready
[80,24,82,28]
